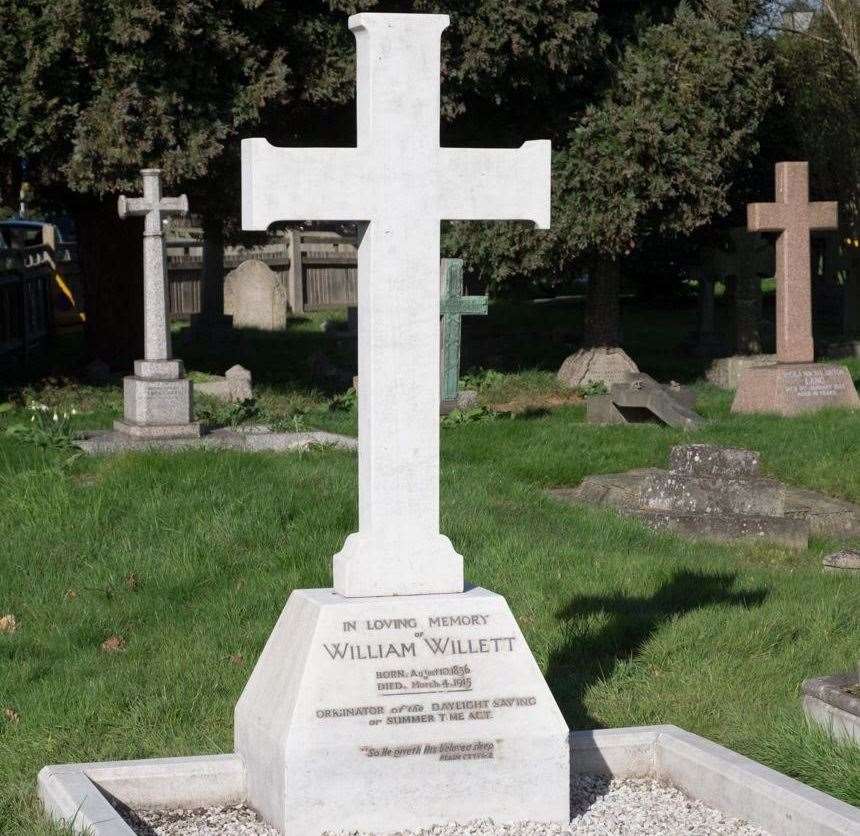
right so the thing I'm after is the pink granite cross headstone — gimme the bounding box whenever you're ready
[748,162,838,364]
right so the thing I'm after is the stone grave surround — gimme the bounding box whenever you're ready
[548,442,860,550]
[115,169,202,439]
[237,12,568,834]
[732,162,860,415]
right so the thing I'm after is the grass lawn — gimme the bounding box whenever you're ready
[1,299,859,833]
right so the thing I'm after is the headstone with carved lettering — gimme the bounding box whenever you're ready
[732,163,859,415]
[115,169,202,438]
[234,13,568,835]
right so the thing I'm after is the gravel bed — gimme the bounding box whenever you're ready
[124,776,770,835]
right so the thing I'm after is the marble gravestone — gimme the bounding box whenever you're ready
[236,12,568,835]
[732,162,860,415]
[115,169,202,439]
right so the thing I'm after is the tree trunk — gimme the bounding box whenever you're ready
[735,273,762,354]
[584,257,621,347]
[0,154,21,216]
[76,196,144,370]
[200,211,226,318]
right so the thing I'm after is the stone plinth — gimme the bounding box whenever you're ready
[668,444,760,478]
[706,354,777,390]
[235,586,569,835]
[641,472,785,517]
[118,376,202,437]
[732,363,859,415]
[802,674,860,746]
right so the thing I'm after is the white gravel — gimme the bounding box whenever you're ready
[125,776,769,835]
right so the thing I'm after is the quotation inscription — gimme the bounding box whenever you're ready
[313,608,539,761]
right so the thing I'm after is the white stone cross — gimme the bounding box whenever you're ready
[118,169,188,364]
[243,13,550,597]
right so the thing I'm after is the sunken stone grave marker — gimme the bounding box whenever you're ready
[732,162,859,415]
[114,169,202,439]
[236,11,567,834]
[586,372,705,430]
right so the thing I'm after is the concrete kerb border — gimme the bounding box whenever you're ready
[39,725,860,836]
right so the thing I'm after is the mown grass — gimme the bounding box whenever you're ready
[0,300,859,833]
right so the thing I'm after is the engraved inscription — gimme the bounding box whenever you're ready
[314,609,540,750]
[782,367,846,399]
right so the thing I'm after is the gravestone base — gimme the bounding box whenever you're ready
[732,362,859,415]
[120,375,201,435]
[706,354,778,390]
[802,673,860,746]
[112,419,204,440]
[235,586,569,835]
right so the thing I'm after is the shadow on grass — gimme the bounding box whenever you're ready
[546,569,769,729]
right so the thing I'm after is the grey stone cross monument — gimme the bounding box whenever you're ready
[235,12,568,835]
[115,169,202,438]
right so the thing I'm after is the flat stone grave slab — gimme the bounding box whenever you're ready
[802,673,860,746]
[39,725,860,836]
[76,425,356,455]
[547,443,860,550]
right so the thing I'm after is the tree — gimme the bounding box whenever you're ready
[0,0,600,365]
[448,0,772,349]
[757,1,859,338]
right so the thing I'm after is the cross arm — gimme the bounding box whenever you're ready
[439,141,551,229]
[809,201,838,231]
[242,138,368,230]
[442,295,487,316]
[158,196,189,217]
[747,202,790,233]
[117,195,151,219]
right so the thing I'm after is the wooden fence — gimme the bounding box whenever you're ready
[166,231,357,318]
[0,250,53,365]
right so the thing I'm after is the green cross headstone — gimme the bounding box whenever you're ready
[440,258,488,403]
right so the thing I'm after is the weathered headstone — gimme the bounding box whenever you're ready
[114,170,202,439]
[440,258,487,412]
[557,346,639,389]
[224,259,288,331]
[733,163,859,415]
[587,372,704,430]
[236,13,567,835]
